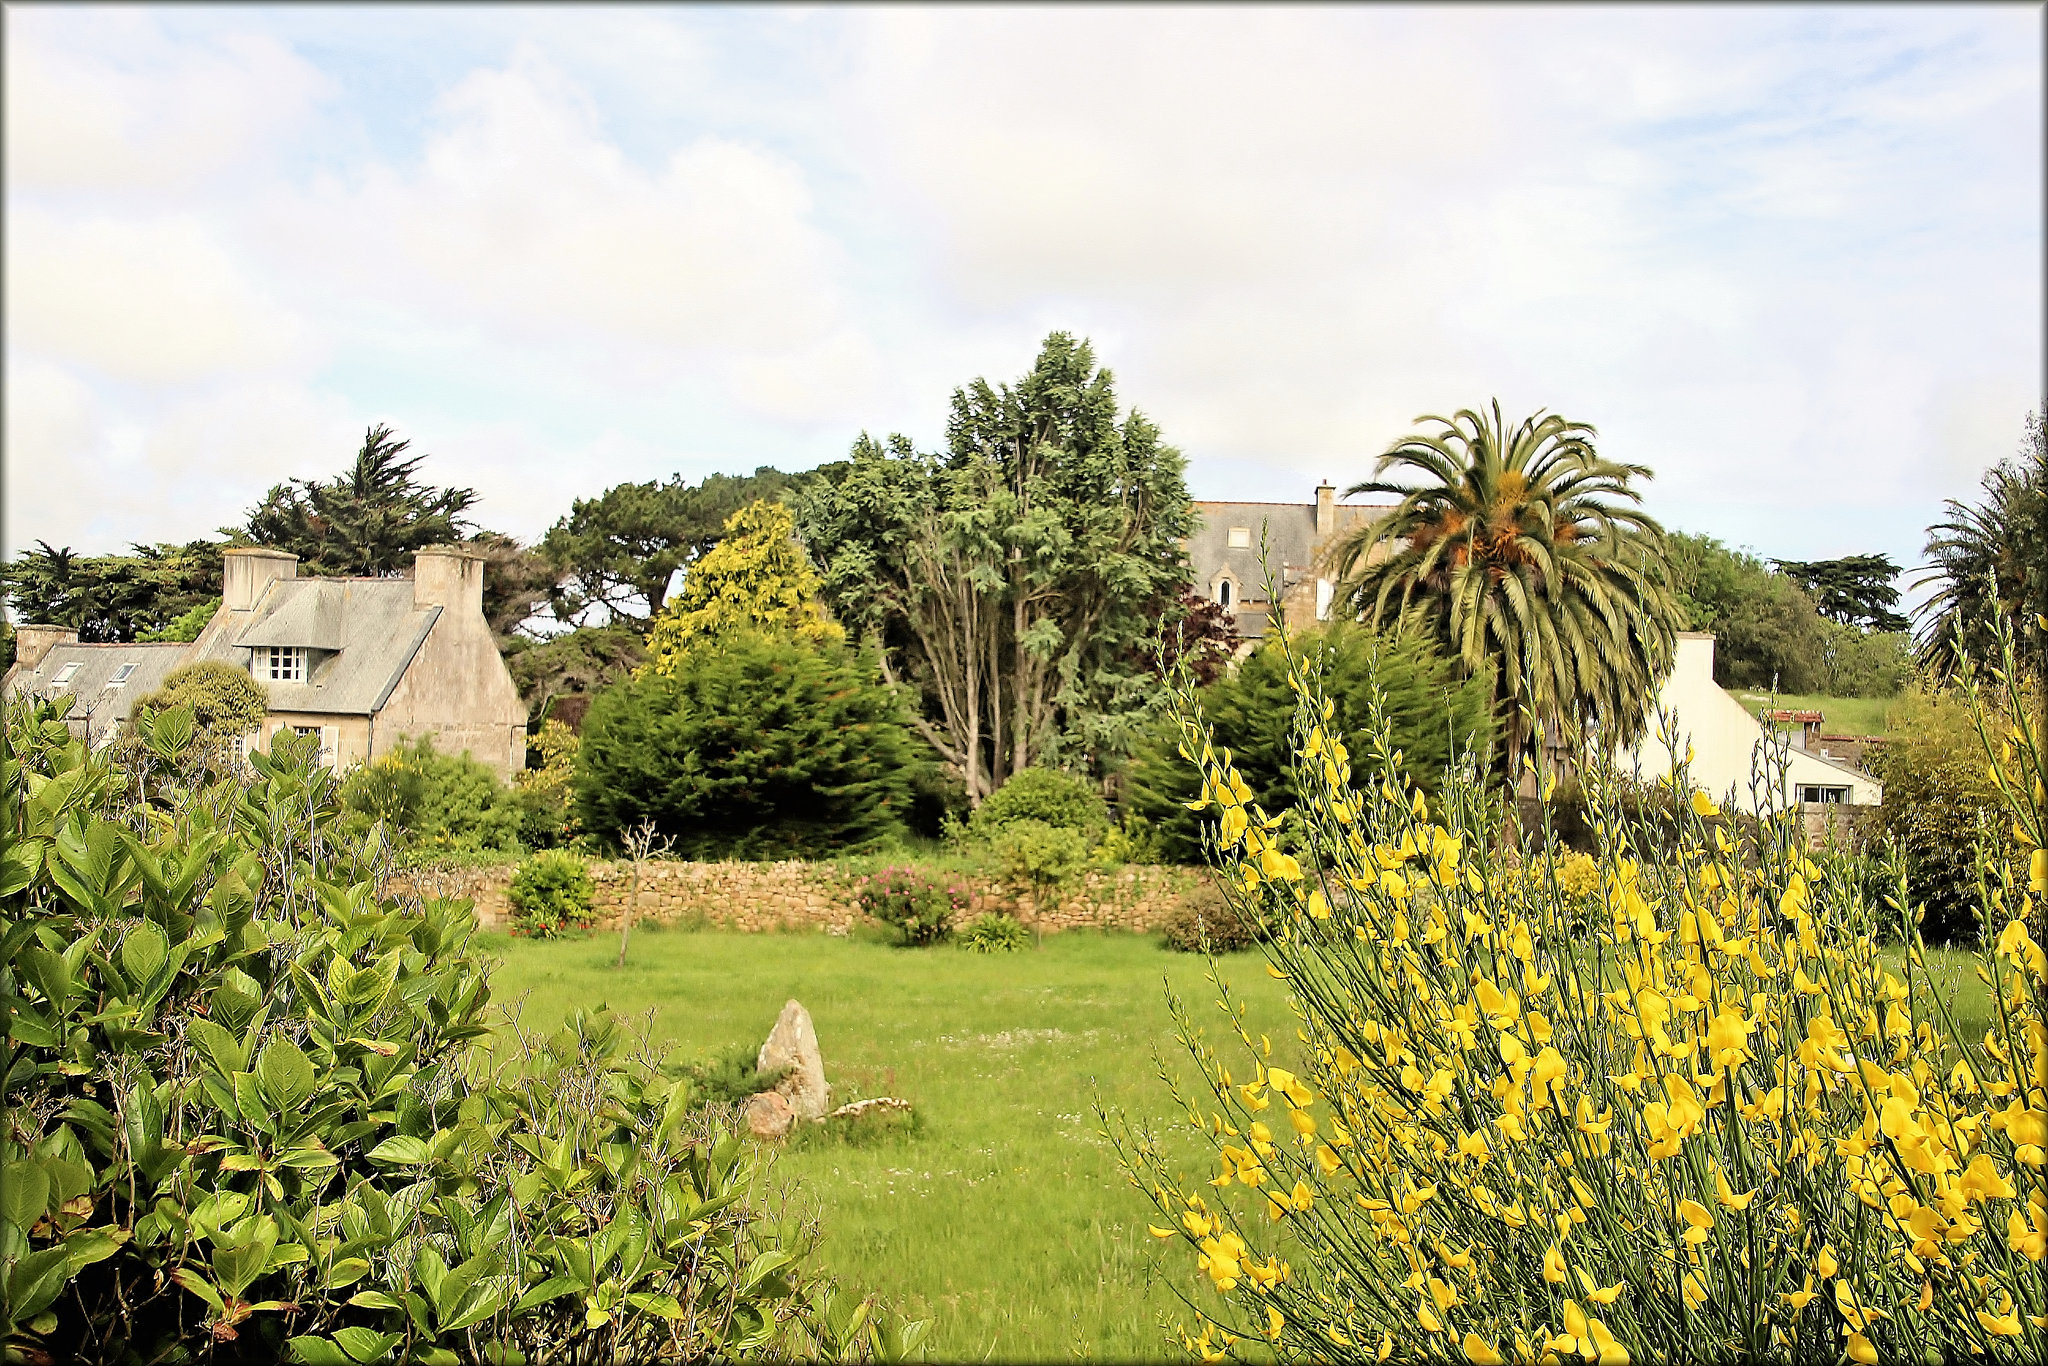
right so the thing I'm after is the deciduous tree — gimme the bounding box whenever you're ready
[797,333,1196,802]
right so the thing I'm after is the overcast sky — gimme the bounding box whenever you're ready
[6,4,2041,598]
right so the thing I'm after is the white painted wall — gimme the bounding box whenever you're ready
[1617,634,1882,814]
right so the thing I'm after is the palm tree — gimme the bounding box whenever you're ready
[1327,401,1682,786]
[1915,411,2047,681]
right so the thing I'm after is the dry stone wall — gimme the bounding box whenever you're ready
[390,859,1197,935]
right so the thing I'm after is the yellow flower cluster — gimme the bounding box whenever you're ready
[1118,620,2048,1363]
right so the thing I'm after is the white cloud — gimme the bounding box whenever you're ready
[4,8,331,193]
[8,208,313,385]
[276,45,850,366]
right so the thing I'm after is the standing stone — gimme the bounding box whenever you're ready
[758,999,830,1122]
[741,1090,794,1140]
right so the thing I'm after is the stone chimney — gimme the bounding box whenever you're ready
[13,625,79,673]
[223,547,299,612]
[413,546,485,615]
[1315,481,1336,539]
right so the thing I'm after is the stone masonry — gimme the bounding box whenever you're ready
[390,859,1197,935]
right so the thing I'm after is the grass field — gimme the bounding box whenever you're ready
[1731,690,1895,736]
[480,926,1996,1361]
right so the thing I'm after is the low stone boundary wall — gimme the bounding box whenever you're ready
[390,860,1198,935]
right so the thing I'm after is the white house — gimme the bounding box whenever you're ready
[1617,633,1882,815]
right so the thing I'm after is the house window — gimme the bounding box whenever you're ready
[1218,580,1233,608]
[1227,526,1252,549]
[51,662,82,689]
[291,724,337,769]
[261,647,305,682]
[1798,785,1850,805]
[106,662,139,689]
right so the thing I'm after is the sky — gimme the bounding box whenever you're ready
[6,4,2042,605]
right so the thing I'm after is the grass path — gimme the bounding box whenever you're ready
[480,926,1995,1361]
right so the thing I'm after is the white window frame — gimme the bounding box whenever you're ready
[51,662,83,689]
[1798,785,1850,805]
[1227,526,1252,549]
[106,661,139,689]
[261,646,306,682]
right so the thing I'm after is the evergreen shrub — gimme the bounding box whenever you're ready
[1123,622,1494,864]
[575,632,922,858]
[966,768,1109,839]
[506,849,598,938]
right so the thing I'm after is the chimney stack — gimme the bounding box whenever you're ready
[413,546,485,615]
[1315,481,1336,538]
[13,625,79,673]
[223,547,299,612]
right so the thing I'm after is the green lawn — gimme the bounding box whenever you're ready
[1730,690,1895,736]
[480,926,1995,1361]
[482,926,1291,1362]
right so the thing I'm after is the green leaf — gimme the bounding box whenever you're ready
[624,1291,683,1320]
[258,1039,318,1113]
[6,1247,79,1322]
[332,1326,402,1363]
[0,1161,50,1230]
[739,1247,795,1297]
[169,1265,225,1312]
[323,1257,371,1288]
[120,921,170,985]
[365,1135,431,1167]
[509,1275,579,1314]
[188,1018,250,1075]
[287,1338,354,1366]
[346,1290,405,1311]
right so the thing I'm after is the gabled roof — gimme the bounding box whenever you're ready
[1187,501,1389,590]
[5,642,189,737]
[190,576,440,716]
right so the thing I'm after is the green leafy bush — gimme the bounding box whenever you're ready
[956,912,1032,954]
[988,819,1091,894]
[855,866,969,946]
[966,767,1108,839]
[506,849,598,938]
[1865,680,2030,944]
[339,736,526,854]
[125,661,268,775]
[1122,622,1494,863]
[1156,880,1263,954]
[0,697,926,1364]
[575,632,924,858]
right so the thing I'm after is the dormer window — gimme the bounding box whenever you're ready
[106,662,139,689]
[51,662,82,689]
[260,646,306,682]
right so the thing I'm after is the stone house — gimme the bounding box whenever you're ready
[1187,483,1394,648]
[5,545,528,777]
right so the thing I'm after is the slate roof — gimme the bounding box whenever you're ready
[6,642,190,741]
[1187,500,1390,595]
[189,576,440,716]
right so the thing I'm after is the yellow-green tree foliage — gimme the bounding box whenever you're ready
[1115,615,2047,1363]
[641,499,841,674]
